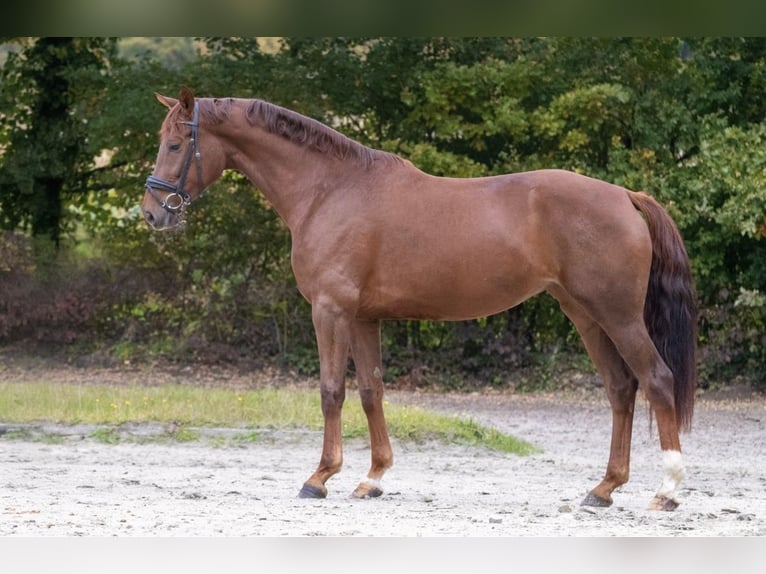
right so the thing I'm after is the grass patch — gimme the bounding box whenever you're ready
[2,427,66,444]
[0,382,538,455]
[168,426,201,442]
[231,431,262,443]
[90,427,122,444]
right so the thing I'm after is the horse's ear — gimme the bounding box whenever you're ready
[155,93,178,109]
[179,86,195,117]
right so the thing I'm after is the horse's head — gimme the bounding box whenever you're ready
[142,86,212,230]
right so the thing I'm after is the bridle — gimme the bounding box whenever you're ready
[145,100,203,214]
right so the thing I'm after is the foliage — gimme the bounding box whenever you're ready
[117,37,201,69]
[2,37,766,389]
[0,37,116,247]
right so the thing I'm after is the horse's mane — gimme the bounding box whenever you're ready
[199,98,402,167]
[246,99,404,167]
[163,97,402,167]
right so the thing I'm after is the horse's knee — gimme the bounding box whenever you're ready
[321,386,345,416]
[358,386,383,414]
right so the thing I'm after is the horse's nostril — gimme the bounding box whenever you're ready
[144,211,155,226]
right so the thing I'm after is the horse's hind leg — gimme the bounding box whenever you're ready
[601,320,685,510]
[349,319,394,498]
[552,289,639,507]
[561,292,686,509]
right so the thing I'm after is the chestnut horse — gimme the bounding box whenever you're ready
[142,87,697,510]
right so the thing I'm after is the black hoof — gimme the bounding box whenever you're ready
[581,491,612,508]
[298,483,327,499]
[648,495,679,511]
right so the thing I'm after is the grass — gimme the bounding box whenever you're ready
[0,382,539,455]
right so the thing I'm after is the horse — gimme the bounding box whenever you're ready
[142,86,697,511]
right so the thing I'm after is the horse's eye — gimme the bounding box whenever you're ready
[168,142,181,152]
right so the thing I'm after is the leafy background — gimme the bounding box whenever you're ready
[1,37,764,390]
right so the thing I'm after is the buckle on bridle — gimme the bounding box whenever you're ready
[162,191,189,211]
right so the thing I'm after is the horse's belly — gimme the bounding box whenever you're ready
[357,268,546,321]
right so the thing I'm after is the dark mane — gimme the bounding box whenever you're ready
[166,97,403,167]
[242,99,402,167]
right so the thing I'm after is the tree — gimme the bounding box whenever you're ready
[2,36,765,386]
[0,37,116,248]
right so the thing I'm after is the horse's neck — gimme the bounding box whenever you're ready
[224,126,354,232]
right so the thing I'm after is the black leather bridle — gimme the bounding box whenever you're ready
[145,100,203,214]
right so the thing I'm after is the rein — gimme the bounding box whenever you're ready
[145,100,203,214]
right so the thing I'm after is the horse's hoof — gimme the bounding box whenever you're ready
[647,495,679,511]
[351,483,383,499]
[581,491,613,508]
[298,483,327,499]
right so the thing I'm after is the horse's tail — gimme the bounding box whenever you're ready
[629,191,698,432]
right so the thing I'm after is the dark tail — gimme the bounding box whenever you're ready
[629,191,698,432]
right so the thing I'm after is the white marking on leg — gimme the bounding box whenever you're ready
[373,367,382,379]
[361,476,382,489]
[656,449,685,499]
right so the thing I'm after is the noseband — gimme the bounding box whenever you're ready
[145,101,203,214]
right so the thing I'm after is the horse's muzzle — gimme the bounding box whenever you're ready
[142,196,183,231]
[143,209,160,229]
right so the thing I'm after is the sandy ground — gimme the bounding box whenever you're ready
[1,369,765,537]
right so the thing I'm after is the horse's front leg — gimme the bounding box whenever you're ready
[298,300,351,499]
[349,319,393,499]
